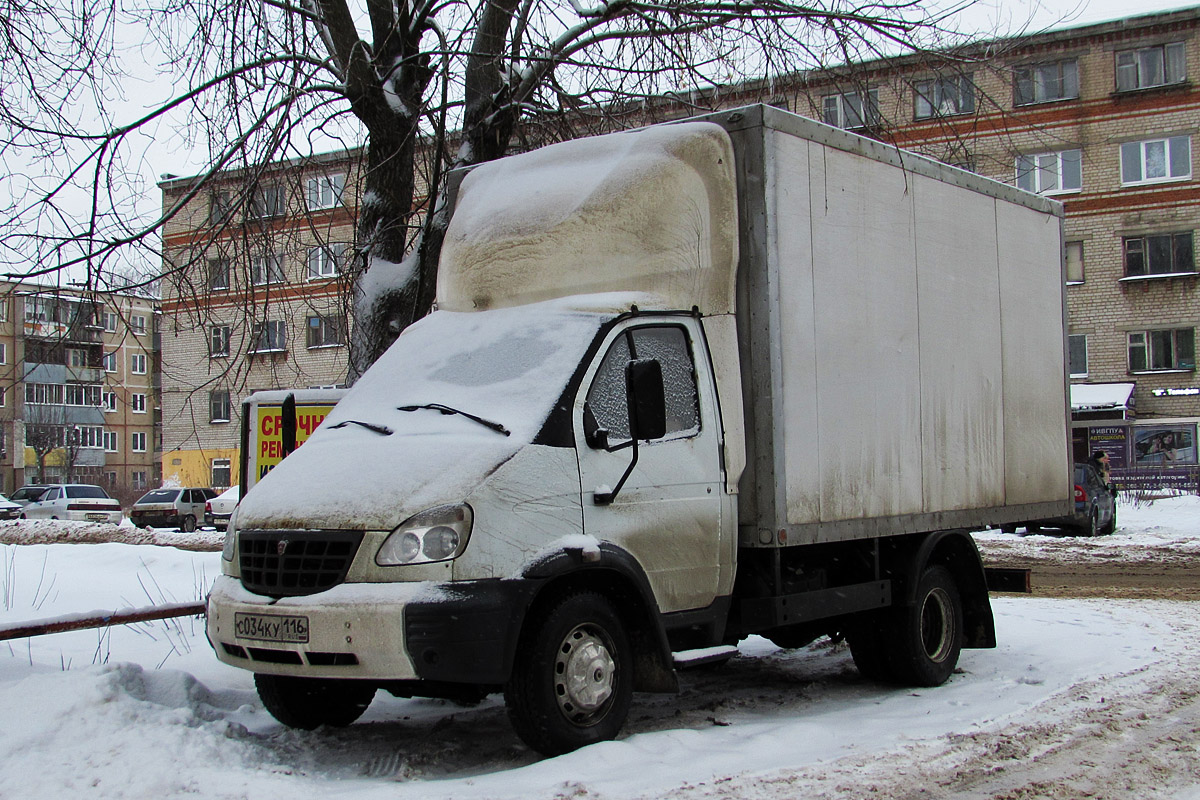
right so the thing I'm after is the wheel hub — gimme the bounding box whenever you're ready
[920,587,954,663]
[555,625,615,723]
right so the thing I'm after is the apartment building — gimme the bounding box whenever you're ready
[771,6,1200,486]
[0,284,160,499]
[157,150,360,489]
[157,6,1200,488]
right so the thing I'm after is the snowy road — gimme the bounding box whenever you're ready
[2,497,1200,798]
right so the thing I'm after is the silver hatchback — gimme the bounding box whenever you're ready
[130,487,217,531]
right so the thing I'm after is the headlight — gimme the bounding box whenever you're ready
[221,508,239,562]
[377,504,473,566]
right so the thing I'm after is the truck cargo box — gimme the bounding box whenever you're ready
[719,105,1070,546]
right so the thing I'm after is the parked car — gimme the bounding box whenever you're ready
[21,484,123,524]
[130,487,218,531]
[9,485,49,507]
[0,493,22,520]
[204,485,239,531]
[1001,463,1116,537]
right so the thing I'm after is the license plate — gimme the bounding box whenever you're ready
[86,513,107,522]
[234,612,310,643]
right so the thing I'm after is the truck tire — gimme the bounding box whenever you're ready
[845,617,893,682]
[254,674,376,730]
[504,591,632,756]
[888,565,963,687]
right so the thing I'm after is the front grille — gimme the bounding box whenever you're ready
[239,530,363,597]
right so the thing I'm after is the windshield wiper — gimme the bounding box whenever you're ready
[328,420,393,436]
[398,403,511,436]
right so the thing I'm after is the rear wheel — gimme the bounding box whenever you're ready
[888,565,963,687]
[505,592,632,756]
[1080,508,1099,537]
[180,515,197,533]
[1101,509,1117,535]
[845,616,893,682]
[254,674,376,730]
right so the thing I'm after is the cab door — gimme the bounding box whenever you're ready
[574,320,726,613]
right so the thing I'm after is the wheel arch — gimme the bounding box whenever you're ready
[521,543,679,693]
[898,530,996,649]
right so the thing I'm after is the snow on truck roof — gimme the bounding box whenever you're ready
[437,121,738,316]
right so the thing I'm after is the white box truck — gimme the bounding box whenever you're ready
[207,104,1070,755]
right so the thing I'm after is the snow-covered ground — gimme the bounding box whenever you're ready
[2,499,1199,798]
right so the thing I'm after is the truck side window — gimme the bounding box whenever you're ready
[585,326,700,443]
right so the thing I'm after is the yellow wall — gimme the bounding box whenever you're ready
[161,448,241,488]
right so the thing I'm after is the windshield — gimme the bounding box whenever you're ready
[65,486,111,499]
[11,487,45,501]
[328,303,607,443]
[138,489,178,503]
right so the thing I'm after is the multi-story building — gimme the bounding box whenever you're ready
[157,150,361,489]
[0,284,160,499]
[157,6,1200,488]
[771,5,1200,486]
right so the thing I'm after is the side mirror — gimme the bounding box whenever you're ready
[627,358,666,441]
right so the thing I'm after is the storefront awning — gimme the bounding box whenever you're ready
[1071,383,1135,418]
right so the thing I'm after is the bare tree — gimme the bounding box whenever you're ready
[1,0,982,376]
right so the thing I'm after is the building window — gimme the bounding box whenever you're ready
[65,383,100,406]
[0,297,9,322]
[70,426,103,449]
[306,174,346,210]
[102,311,118,332]
[1066,241,1084,284]
[66,348,88,368]
[210,325,231,358]
[212,458,232,488]
[102,391,117,412]
[103,431,118,452]
[1124,233,1195,278]
[1116,42,1186,92]
[1120,136,1191,185]
[131,393,146,413]
[0,342,6,365]
[306,243,348,278]
[210,390,231,423]
[1016,149,1082,194]
[250,184,285,219]
[25,383,65,404]
[1014,59,1079,105]
[209,190,234,225]
[102,352,116,372]
[130,353,147,374]
[132,470,147,489]
[251,320,287,353]
[914,74,975,119]
[130,315,147,335]
[250,253,284,285]
[131,432,147,453]
[104,470,117,485]
[1068,334,1088,378]
[208,258,230,291]
[1129,328,1195,372]
[822,89,879,130]
[306,314,346,349]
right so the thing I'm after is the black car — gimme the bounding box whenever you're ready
[1002,463,1116,536]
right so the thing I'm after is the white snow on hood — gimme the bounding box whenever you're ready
[237,299,612,531]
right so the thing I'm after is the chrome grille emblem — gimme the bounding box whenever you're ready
[276,539,289,556]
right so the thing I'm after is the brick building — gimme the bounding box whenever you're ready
[0,284,160,498]
[157,151,360,489]
[157,5,1200,488]
[770,5,1200,485]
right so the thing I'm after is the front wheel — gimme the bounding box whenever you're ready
[505,592,633,756]
[254,674,376,730]
[888,565,963,687]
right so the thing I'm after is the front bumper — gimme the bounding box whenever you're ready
[206,574,535,683]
